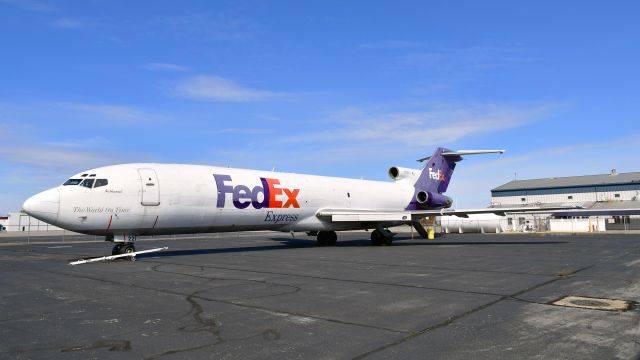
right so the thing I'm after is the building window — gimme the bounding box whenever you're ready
[521,197,526,202]
[614,193,620,198]
[507,218,513,225]
[518,217,525,225]
[568,195,573,200]
[613,216,630,224]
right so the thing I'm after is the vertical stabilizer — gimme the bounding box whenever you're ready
[415,147,459,194]
[407,148,503,210]
[406,147,459,210]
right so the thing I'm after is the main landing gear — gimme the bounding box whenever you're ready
[371,228,394,246]
[112,243,136,255]
[316,231,337,246]
[313,229,394,246]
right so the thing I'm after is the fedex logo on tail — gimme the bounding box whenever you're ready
[214,174,300,209]
[428,168,446,181]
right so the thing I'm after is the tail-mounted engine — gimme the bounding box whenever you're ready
[388,166,420,181]
[416,190,453,208]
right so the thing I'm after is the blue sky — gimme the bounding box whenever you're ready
[1,0,639,213]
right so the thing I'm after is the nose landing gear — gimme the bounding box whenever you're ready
[112,243,136,255]
[68,234,166,265]
[108,234,137,255]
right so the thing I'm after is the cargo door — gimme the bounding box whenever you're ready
[138,168,160,206]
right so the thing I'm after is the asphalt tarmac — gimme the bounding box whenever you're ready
[1,231,639,359]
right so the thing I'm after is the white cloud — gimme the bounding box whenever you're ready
[43,137,113,149]
[359,42,530,69]
[55,102,154,123]
[0,0,56,12]
[397,45,531,73]
[284,103,553,147]
[50,18,87,29]
[359,40,428,50]
[360,43,533,91]
[0,131,123,212]
[0,118,151,212]
[208,128,270,135]
[174,75,285,102]
[142,62,188,72]
[151,12,257,42]
[0,128,120,170]
[0,145,106,169]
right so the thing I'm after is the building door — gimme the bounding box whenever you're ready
[138,168,160,206]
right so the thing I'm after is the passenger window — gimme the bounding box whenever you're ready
[80,179,95,188]
[94,179,109,188]
[63,179,82,186]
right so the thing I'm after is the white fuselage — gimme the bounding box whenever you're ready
[23,163,417,237]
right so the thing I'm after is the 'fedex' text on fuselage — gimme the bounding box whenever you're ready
[214,174,300,209]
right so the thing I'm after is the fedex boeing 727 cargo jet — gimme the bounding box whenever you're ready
[21,147,567,255]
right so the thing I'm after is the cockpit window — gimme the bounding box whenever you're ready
[63,179,82,186]
[80,179,95,188]
[94,179,108,188]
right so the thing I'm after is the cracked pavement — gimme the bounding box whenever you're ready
[1,232,639,359]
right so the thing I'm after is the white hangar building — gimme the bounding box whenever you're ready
[489,170,640,232]
[0,212,62,232]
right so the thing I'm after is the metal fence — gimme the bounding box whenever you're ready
[1,224,63,232]
[0,228,240,245]
[605,216,640,231]
[0,225,102,244]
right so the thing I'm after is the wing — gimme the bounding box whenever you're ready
[316,205,582,222]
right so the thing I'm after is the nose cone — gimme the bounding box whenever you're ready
[22,187,60,224]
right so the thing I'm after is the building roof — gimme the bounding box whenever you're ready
[492,171,640,192]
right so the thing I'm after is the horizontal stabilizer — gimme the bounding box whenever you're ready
[417,149,504,162]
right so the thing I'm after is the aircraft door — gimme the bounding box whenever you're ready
[138,168,160,206]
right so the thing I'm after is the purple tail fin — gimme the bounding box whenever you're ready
[406,147,461,210]
[406,148,504,210]
[415,147,461,193]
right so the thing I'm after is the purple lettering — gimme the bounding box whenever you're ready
[214,174,233,208]
[233,185,251,209]
[252,178,271,209]
[214,174,299,210]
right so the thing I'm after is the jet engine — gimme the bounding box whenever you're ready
[416,190,453,208]
[388,166,420,181]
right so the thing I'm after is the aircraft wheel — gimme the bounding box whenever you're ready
[371,229,392,246]
[327,231,337,245]
[317,231,337,246]
[371,230,383,245]
[317,232,328,246]
[121,243,135,254]
[112,243,123,255]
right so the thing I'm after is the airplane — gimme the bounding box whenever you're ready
[22,147,574,255]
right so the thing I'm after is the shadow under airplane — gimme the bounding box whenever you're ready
[136,236,568,259]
